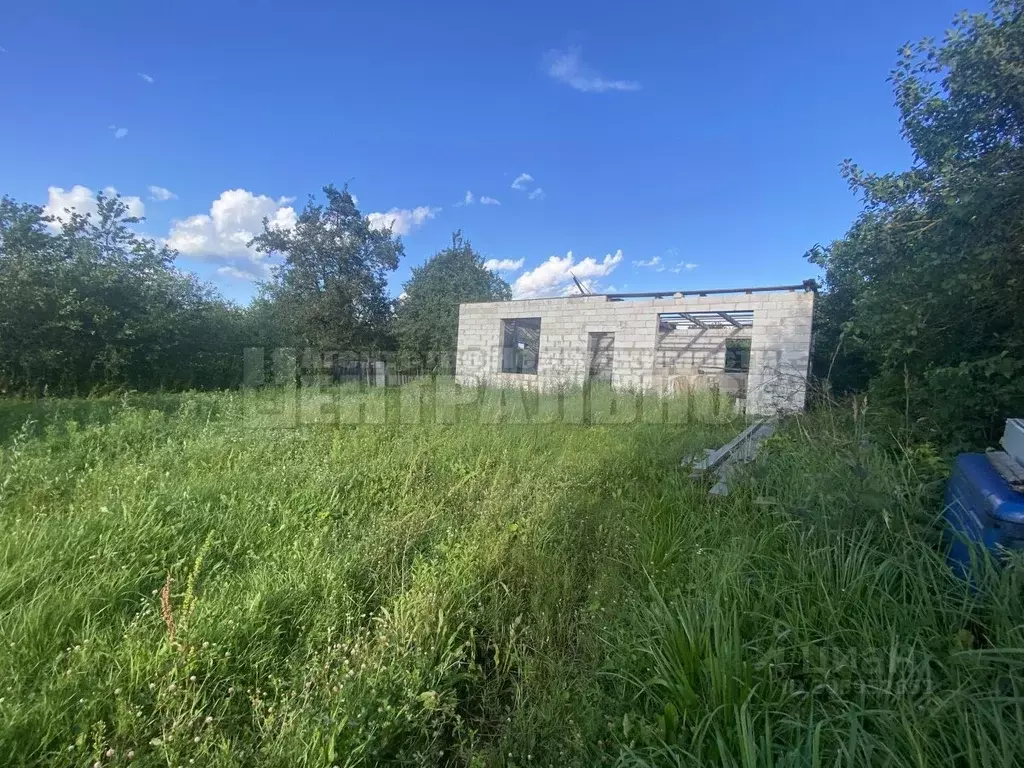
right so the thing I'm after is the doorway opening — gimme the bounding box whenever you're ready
[587,332,615,383]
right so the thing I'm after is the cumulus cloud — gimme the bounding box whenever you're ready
[633,256,661,268]
[366,206,439,236]
[545,47,641,93]
[527,188,545,201]
[217,264,271,282]
[166,189,438,284]
[458,190,475,206]
[166,189,296,259]
[108,125,128,139]
[512,249,624,299]
[480,196,500,205]
[511,173,533,190]
[483,257,524,271]
[668,262,699,273]
[138,72,154,84]
[43,185,145,230]
[148,185,177,201]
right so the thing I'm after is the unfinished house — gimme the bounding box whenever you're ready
[454,282,816,414]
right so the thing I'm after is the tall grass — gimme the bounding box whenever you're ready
[0,383,1021,766]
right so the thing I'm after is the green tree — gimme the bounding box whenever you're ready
[394,231,512,370]
[0,191,248,394]
[810,0,1024,448]
[249,185,402,352]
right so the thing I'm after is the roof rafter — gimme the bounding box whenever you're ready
[718,311,743,328]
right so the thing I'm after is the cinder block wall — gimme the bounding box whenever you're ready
[655,325,752,397]
[455,290,814,414]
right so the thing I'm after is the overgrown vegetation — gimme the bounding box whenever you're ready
[0,194,249,394]
[810,0,1024,449]
[0,187,500,395]
[1,385,1021,766]
[3,2,1024,765]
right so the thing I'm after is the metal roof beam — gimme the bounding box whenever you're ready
[603,279,818,300]
[718,311,744,328]
[679,312,709,330]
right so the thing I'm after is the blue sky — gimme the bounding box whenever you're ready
[0,0,986,303]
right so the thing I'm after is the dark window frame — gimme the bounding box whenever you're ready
[724,338,751,373]
[500,317,541,375]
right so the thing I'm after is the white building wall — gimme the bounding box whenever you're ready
[455,290,815,414]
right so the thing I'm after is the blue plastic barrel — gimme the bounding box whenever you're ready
[944,453,1024,578]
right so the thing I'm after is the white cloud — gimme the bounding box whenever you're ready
[511,173,533,190]
[167,189,437,276]
[512,249,624,299]
[668,262,699,273]
[483,257,524,271]
[563,280,619,296]
[633,256,661,268]
[108,125,128,139]
[527,188,545,201]
[138,72,154,84]
[546,47,641,93]
[480,196,500,205]
[217,264,270,282]
[366,206,439,236]
[459,190,475,206]
[148,185,177,201]
[43,185,145,230]
[166,189,296,259]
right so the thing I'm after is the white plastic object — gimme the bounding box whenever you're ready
[1001,418,1024,467]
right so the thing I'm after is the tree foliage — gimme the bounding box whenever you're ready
[810,0,1024,448]
[0,193,247,394]
[250,185,402,352]
[0,184,409,395]
[394,231,511,370]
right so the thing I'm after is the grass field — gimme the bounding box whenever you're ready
[1,382,1023,767]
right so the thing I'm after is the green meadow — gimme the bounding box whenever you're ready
[1,384,1022,767]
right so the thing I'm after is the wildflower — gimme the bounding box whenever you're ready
[160,574,176,645]
[189,675,196,683]
[205,715,213,724]
[106,748,115,757]
[127,751,134,760]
